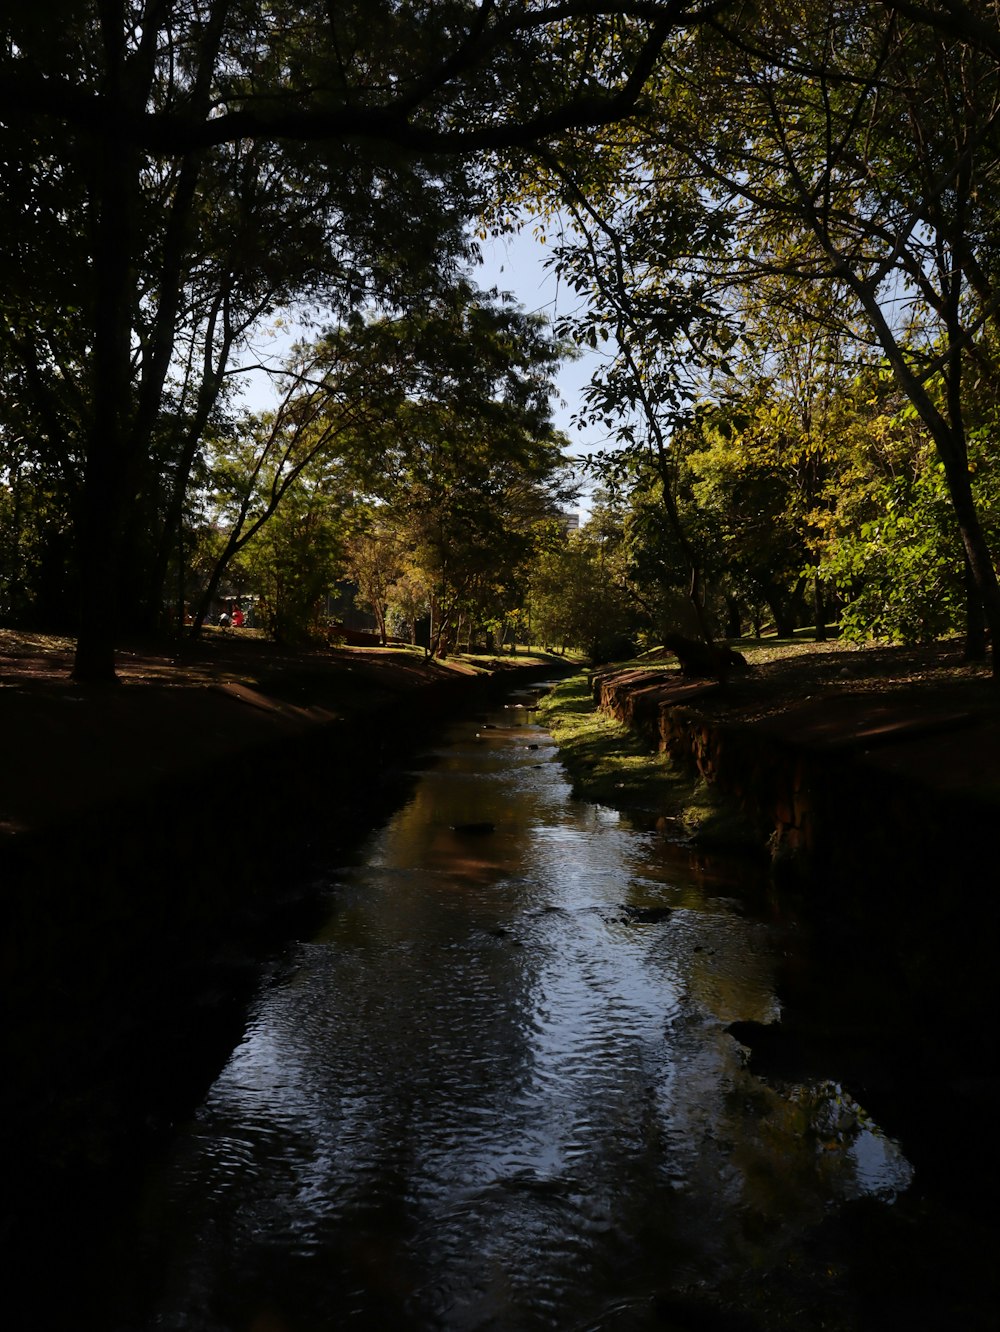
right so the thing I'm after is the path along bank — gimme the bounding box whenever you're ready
[0,633,569,1251]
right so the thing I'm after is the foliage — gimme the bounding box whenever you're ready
[178,280,571,652]
[527,513,640,660]
[236,482,348,644]
[676,0,1000,659]
[336,286,575,656]
[0,1,687,678]
[820,414,1000,644]
[498,0,1000,667]
[7,3,1000,677]
[385,562,434,648]
[342,515,408,646]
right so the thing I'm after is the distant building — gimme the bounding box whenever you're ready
[557,511,579,535]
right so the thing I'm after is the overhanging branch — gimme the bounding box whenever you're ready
[0,7,692,152]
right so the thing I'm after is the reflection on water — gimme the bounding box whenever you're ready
[124,690,911,1330]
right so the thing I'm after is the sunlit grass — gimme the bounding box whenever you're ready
[538,668,764,851]
[451,646,582,672]
[0,628,76,654]
[537,672,691,813]
[629,630,860,674]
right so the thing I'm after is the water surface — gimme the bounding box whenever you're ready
[123,689,911,1330]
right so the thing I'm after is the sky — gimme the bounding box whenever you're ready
[473,227,609,519]
[237,227,612,523]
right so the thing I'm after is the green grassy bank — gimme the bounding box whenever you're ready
[536,667,761,851]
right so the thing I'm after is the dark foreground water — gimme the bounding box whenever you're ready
[108,687,928,1331]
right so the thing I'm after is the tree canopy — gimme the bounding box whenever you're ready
[5,1,1000,673]
[507,0,1000,669]
[1,0,708,679]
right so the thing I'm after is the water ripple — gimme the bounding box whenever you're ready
[121,698,912,1331]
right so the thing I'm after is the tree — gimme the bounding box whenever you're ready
[349,286,574,656]
[193,284,573,654]
[236,475,348,644]
[342,514,408,647]
[1,1,709,682]
[496,1,1000,668]
[673,0,1000,666]
[189,327,404,636]
[519,143,734,646]
[816,362,1000,643]
[684,403,811,637]
[528,508,640,660]
[386,561,434,649]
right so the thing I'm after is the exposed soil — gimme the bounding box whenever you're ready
[0,628,507,836]
[2,628,998,839]
[639,634,1000,801]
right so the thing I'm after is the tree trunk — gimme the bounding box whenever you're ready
[73,126,137,682]
[842,263,1000,675]
[724,596,742,640]
[813,575,827,642]
[70,9,154,682]
[687,564,714,645]
[962,556,987,660]
[147,303,234,632]
[376,601,388,646]
[763,586,796,640]
[73,498,122,684]
[943,458,1000,673]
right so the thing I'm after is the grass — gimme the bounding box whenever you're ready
[537,672,688,810]
[536,668,763,850]
[451,645,573,672]
[632,628,859,669]
[537,629,995,849]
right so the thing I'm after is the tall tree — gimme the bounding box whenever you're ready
[535,156,733,643]
[195,285,573,654]
[348,286,574,656]
[341,516,408,648]
[500,1,1000,667]
[673,0,1000,666]
[188,327,405,636]
[2,1,709,680]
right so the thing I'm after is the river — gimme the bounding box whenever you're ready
[107,683,923,1331]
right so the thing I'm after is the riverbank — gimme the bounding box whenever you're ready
[6,627,993,847]
[540,636,1000,1261]
[536,668,765,849]
[0,628,564,836]
[1,629,568,1275]
[542,634,1000,885]
[4,629,999,1328]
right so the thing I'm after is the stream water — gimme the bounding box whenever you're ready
[110,685,918,1331]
